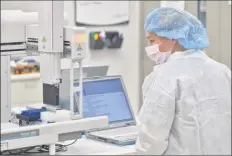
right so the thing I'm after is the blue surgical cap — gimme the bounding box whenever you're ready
[145,7,209,50]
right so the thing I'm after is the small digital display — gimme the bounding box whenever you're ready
[73,33,86,43]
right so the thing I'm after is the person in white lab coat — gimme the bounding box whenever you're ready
[136,7,231,155]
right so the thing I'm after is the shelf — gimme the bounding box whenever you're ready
[11,73,40,81]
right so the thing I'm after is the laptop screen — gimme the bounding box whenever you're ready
[75,78,134,124]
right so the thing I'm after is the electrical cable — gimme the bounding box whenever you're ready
[62,138,78,147]
[0,146,37,155]
[0,140,76,155]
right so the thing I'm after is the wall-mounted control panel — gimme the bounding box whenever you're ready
[89,31,124,50]
[89,32,105,50]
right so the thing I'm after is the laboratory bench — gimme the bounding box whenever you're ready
[8,105,137,155]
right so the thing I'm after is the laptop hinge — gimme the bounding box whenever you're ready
[124,122,136,127]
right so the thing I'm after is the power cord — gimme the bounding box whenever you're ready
[0,146,37,155]
[0,138,78,155]
[62,139,78,147]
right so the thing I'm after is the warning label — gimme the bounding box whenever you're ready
[77,44,82,51]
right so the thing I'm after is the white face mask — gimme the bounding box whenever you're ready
[145,41,172,64]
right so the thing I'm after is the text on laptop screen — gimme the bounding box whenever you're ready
[75,78,133,123]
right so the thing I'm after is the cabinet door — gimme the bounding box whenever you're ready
[1,55,11,123]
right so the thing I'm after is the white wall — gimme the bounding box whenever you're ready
[2,1,143,114]
[206,1,231,69]
[1,1,41,12]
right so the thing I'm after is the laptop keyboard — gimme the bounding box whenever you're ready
[98,126,138,140]
[102,126,137,134]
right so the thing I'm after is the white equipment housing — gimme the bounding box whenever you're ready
[1,1,86,122]
[1,10,38,123]
[1,1,108,155]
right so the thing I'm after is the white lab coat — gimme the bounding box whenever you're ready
[136,49,231,155]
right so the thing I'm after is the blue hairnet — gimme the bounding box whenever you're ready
[145,7,209,50]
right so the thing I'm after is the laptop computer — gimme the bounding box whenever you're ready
[59,66,108,110]
[76,76,138,146]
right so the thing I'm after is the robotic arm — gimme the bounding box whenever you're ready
[26,25,86,119]
[35,1,85,120]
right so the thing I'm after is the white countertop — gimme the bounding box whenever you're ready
[58,138,136,155]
